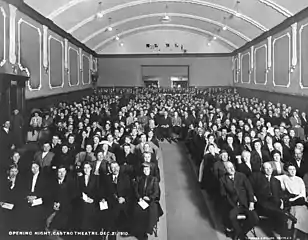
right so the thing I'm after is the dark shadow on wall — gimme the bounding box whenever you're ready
[236,87,308,113]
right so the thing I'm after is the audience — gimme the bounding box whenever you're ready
[0,86,308,240]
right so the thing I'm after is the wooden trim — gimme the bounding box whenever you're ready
[3,0,97,56]
[233,6,308,55]
[98,53,233,58]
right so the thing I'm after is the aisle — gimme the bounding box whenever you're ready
[161,142,219,240]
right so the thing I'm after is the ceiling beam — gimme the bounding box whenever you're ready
[94,24,239,52]
[66,0,268,34]
[81,13,251,44]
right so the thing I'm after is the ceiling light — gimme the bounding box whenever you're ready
[161,4,171,23]
[95,1,104,19]
[213,36,217,40]
[234,0,241,17]
[222,25,227,31]
[120,42,124,47]
[115,35,120,41]
[207,42,211,46]
[161,15,171,23]
[107,26,113,32]
[96,12,104,19]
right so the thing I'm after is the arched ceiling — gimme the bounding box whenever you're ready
[24,0,308,53]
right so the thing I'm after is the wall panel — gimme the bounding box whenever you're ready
[272,33,290,87]
[82,54,90,85]
[241,53,250,84]
[299,23,308,89]
[68,47,79,86]
[18,19,41,90]
[254,44,267,85]
[49,36,64,88]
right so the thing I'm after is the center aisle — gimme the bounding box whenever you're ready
[161,142,220,240]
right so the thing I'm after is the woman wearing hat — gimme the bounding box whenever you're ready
[130,163,163,240]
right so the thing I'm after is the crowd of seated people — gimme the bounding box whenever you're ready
[186,88,308,240]
[0,86,308,240]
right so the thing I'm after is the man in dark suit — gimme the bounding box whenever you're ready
[291,148,308,178]
[0,121,15,171]
[46,166,77,231]
[237,151,260,178]
[158,111,172,142]
[33,142,55,175]
[21,162,48,231]
[217,127,228,149]
[106,161,133,235]
[10,109,24,148]
[250,139,271,171]
[249,162,297,226]
[220,161,259,240]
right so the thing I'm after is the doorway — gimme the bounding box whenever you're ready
[0,73,28,124]
[142,65,189,88]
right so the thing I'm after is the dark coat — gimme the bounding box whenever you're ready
[220,172,255,209]
[75,174,100,230]
[130,175,163,236]
[249,172,282,208]
[48,175,78,230]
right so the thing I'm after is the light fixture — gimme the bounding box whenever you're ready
[234,0,241,17]
[222,25,227,31]
[95,1,104,19]
[213,36,217,40]
[207,42,211,46]
[120,42,124,47]
[115,35,120,41]
[106,17,113,32]
[161,5,171,23]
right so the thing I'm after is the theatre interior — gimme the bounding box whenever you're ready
[1,0,308,240]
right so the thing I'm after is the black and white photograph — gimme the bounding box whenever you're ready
[0,0,308,240]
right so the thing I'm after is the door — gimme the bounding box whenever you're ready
[0,74,28,124]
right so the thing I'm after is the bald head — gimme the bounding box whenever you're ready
[263,162,273,176]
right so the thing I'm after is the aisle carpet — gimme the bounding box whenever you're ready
[161,142,219,240]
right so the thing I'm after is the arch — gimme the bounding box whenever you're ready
[82,13,251,44]
[49,0,291,20]
[259,0,293,17]
[94,24,239,52]
[66,0,268,34]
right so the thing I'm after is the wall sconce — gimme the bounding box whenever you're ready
[65,68,69,73]
[12,65,17,74]
[290,65,296,73]
[265,67,271,73]
[44,66,49,74]
[236,69,240,74]
[249,69,253,74]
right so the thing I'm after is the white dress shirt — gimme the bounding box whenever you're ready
[274,161,282,174]
[42,151,48,159]
[85,175,89,186]
[3,127,9,134]
[95,160,102,174]
[31,173,39,192]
